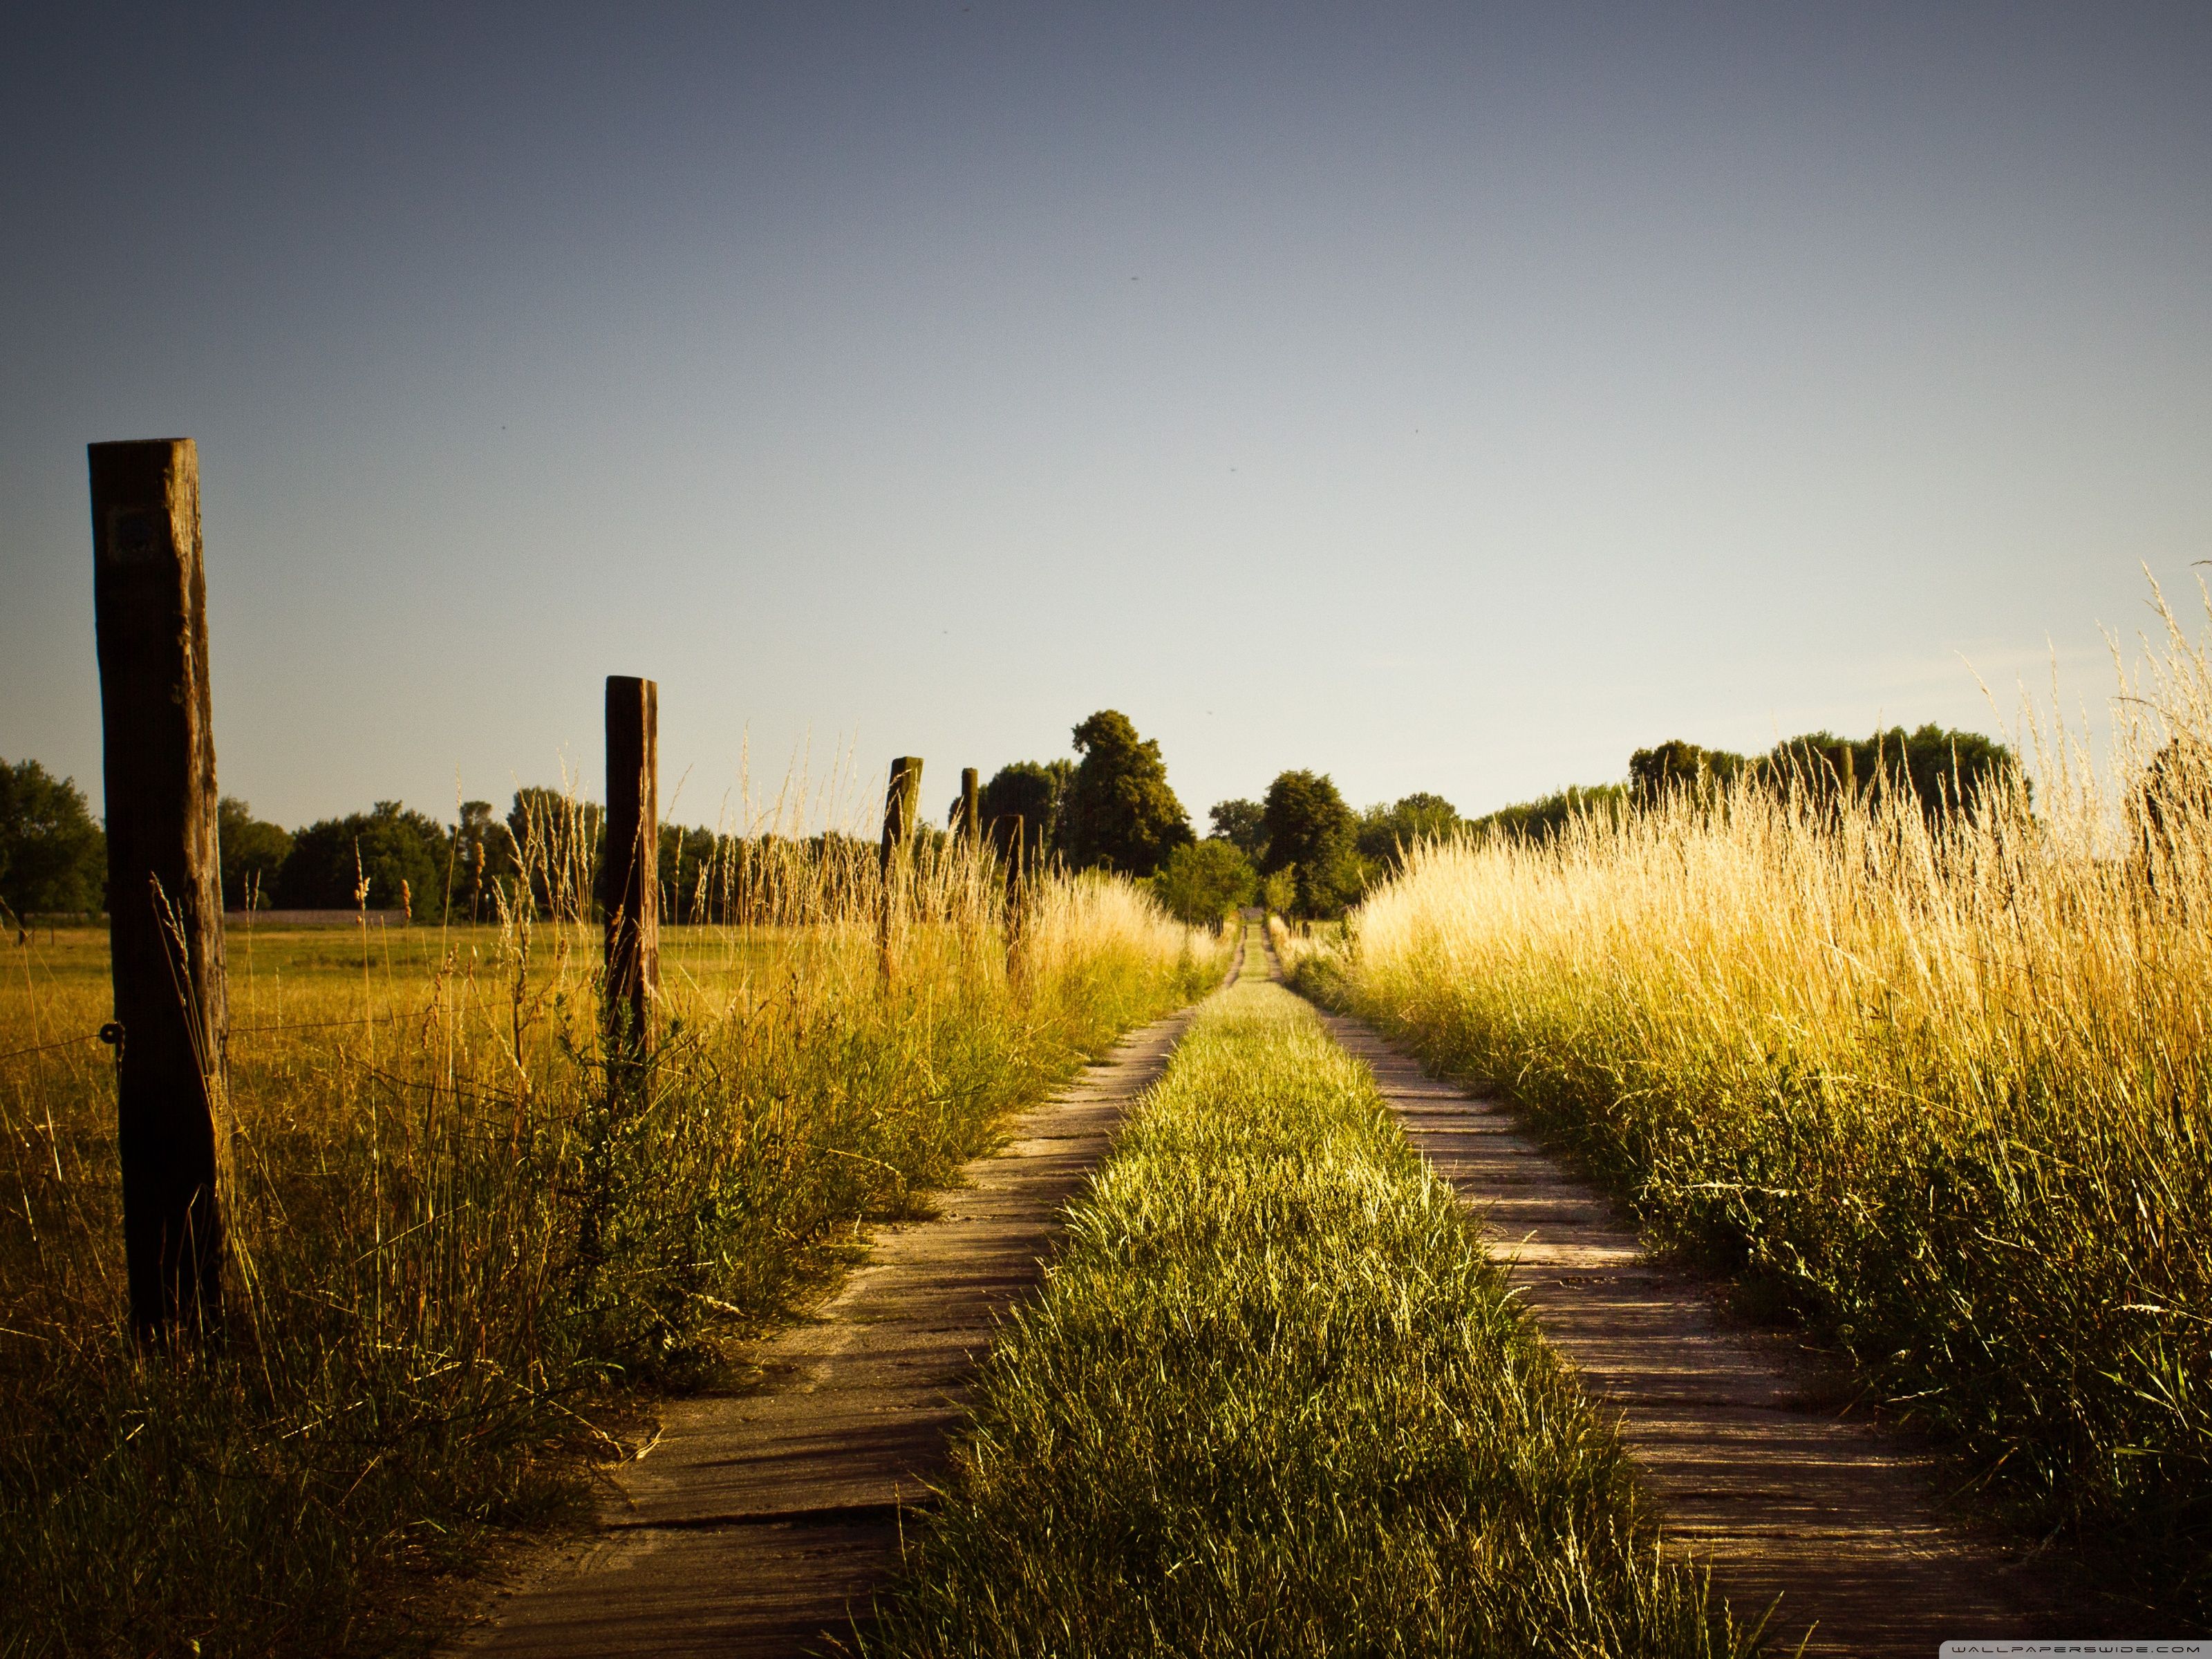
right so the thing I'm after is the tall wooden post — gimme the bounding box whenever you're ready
[880,757,923,869]
[879,758,921,975]
[89,438,227,1344]
[604,677,659,1056]
[958,767,981,847]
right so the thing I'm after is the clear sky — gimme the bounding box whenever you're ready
[3,3,2208,831]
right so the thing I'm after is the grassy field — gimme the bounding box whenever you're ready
[866,935,1759,1659]
[1324,608,2212,1629]
[0,836,1219,1658]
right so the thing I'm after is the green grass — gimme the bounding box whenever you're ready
[1,861,1217,1658]
[865,946,1759,1659]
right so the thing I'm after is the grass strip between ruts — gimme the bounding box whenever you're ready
[865,959,1763,1658]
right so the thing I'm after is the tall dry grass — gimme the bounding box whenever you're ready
[1339,586,2212,1627]
[0,802,1217,1658]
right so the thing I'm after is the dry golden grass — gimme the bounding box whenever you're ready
[0,814,1218,1658]
[1335,585,2212,1627]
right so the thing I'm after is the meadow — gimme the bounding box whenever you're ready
[0,827,1217,1658]
[1317,594,2212,1629]
[868,939,1759,1659]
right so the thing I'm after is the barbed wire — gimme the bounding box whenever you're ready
[0,1013,407,1067]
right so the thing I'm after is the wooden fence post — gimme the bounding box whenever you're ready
[959,767,980,846]
[880,757,923,869]
[879,758,921,974]
[88,438,227,1344]
[604,676,659,1058]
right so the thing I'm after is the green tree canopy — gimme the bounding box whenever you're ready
[1355,792,1462,872]
[1060,712,1192,877]
[1261,770,1367,917]
[1207,798,1268,863]
[449,800,500,922]
[217,796,294,911]
[1628,741,1749,803]
[1150,838,1257,927]
[1466,783,1634,847]
[505,787,602,919]
[979,760,1074,870]
[276,802,451,919]
[0,759,106,917]
[1762,724,2021,819]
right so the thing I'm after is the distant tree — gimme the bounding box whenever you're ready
[1628,741,1748,804]
[276,802,451,919]
[659,823,724,924]
[451,800,499,922]
[1355,792,1462,873]
[0,759,106,917]
[217,796,294,911]
[505,787,602,919]
[1060,712,1193,877]
[1259,868,1295,916]
[1151,839,1256,927]
[2131,736,2212,897]
[1260,770,1366,917]
[1763,725,2022,821]
[1208,798,1269,864]
[1468,783,1633,847]
[979,760,1074,872]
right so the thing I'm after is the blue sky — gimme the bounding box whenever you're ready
[3,3,2207,830]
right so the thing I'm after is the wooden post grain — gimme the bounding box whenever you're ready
[880,757,923,869]
[89,438,228,1344]
[604,676,659,1056]
[879,758,922,976]
[959,767,980,847]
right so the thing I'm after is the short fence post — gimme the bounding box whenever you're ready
[89,438,228,1345]
[604,676,659,1059]
[959,767,980,846]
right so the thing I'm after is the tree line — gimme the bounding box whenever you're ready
[0,719,2025,930]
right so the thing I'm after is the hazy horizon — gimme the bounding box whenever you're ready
[5,3,2208,830]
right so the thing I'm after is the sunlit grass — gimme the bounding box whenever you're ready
[867,947,1758,1659]
[1333,585,2212,1628]
[0,827,1219,1658]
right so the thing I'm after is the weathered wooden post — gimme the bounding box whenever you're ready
[958,767,980,847]
[89,438,228,1344]
[603,676,659,1058]
[879,757,921,974]
[880,757,923,868]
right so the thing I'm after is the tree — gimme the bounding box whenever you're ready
[1151,839,1256,927]
[275,802,451,920]
[1762,725,2021,822]
[452,800,500,922]
[1468,783,1633,847]
[1059,712,1193,877]
[1207,798,1268,863]
[506,787,602,919]
[1355,792,1461,872]
[1628,741,1747,804]
[0,758,106,917]
[218,796,294,911]
[659,823,724,924]
[978,760,1074,871]
[1260,770,1365,917]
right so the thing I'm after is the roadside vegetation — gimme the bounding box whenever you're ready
[868,941,1759,1659]
[0,814,1217,1658]
[1325,588,2212,1628]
